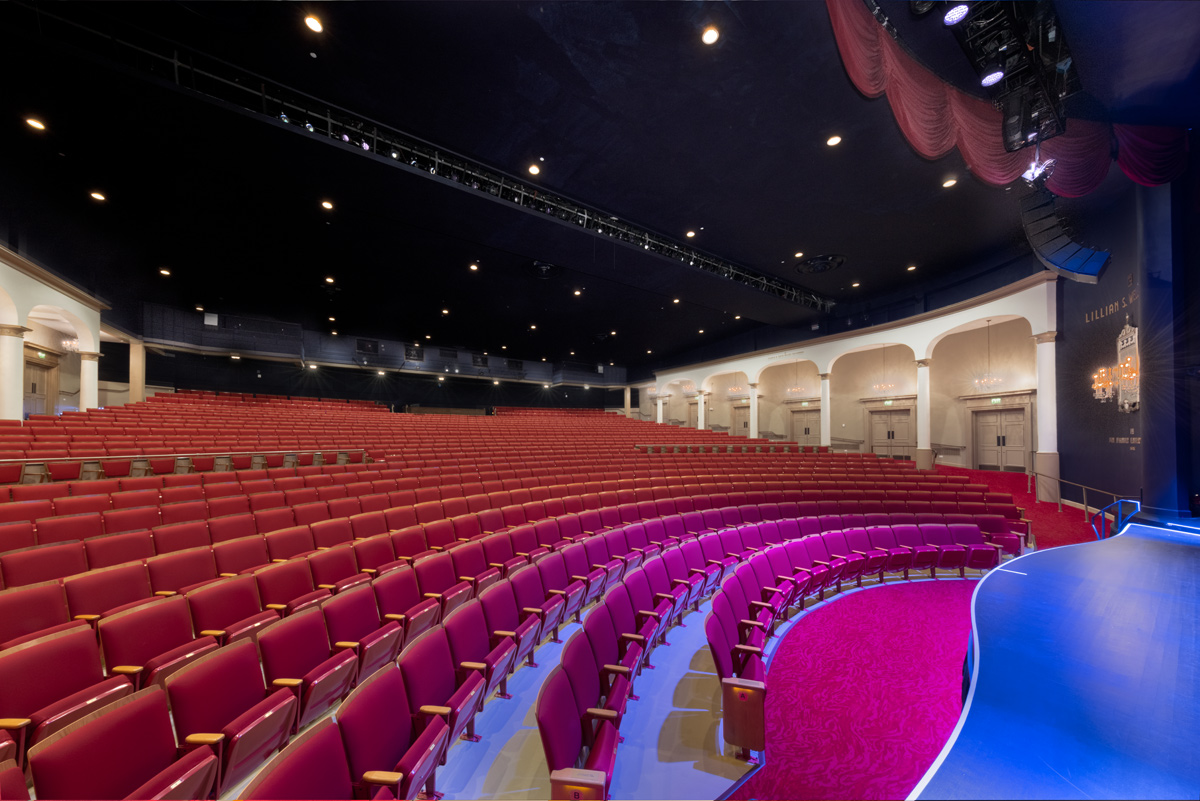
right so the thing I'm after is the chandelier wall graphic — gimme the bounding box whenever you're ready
[1092,315,1139,412]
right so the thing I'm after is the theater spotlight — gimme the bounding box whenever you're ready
[943,3,969,25]
[980,58,1005,87]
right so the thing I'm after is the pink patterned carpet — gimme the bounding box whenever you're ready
[729,580,976,800]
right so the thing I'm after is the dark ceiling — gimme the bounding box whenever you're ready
[2,1,1198,378]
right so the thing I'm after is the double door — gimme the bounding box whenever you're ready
[731,406,750,437]
[791,410,820,446]
[975,409,1026,471]
[870,409,911,459]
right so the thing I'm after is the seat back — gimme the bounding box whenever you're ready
[83,530,156,569]
[534,667,583,772]
[0,626,110,721]
[166,640,270,740]
[146,547,218,594]
[442,599,491,667]
[321,584,383,645]
[62,561,153,618]
[214,535,272,576]
[0,581,71,648]
[257,607,334,680]
[264,525,316,561]
[397,628,457,710]
[336,665,421,789]
[186,575,266,633]
[0,541,89,588]
[240,718,353,800]
[151,521,211,554]
[34,513,103,546]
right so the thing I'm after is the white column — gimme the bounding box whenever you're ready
[656,396,665,425]
[79,352,100,411]
[696,392,707,431]
[130,342,146,404]
[748,383,759,439]
[1034,331,1060,502]
[819,373,831,447]
[0,326,30,421]
[623,386,631,418]
[915,359,933,469]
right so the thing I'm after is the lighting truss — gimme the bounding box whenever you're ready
[11,4,834,314]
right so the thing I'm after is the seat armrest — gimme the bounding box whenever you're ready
[363,771,403,788]
[762,586,783,595]
[361,568,378,576]
[271,559,288,564]
[199,629,227,639]
[73,614,101,623]
[488,562,506,570]
[111,665,144,677]
[384,613,407,623]
[460,660,488,672]
[523,607,547,618]
[585,707,619,721]
[852,549,870,556]
[418,704,452,717]
[423,592,444,600]
[734,644,763,655]
[739,619,765,629]
[493,629,518,639]
[721,676,767,692]
[749,600,772,610]
[811,559,831,567]
[689,568,707,576]
[602,663,631,676]
[334,641,360,651]
[272,678,303,688]
[671,578,690,587]
[654,592,675,602]
[265,603,287,611]
[458,575,476,583]
[706,559,723,567]
[184,732,226,747]
[571,574,591,584]
[0,718,31,730]
[318,583,337,590]
[153,590,177,596]
[515,551,531,558]
[636,609,661,621]
[547,588,568,596]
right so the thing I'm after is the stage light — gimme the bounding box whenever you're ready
[943,4,969,25]
[305,123,315,132]
[702,26,719,44]
[980,60,1005,87]
[279,113,290,124]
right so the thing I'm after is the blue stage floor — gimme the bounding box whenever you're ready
[912,523,1200,800]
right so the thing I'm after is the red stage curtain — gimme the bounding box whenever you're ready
[825,0,1187,196]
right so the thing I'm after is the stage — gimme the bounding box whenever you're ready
[912,521,1200,799]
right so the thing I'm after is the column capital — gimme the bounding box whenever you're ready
[0,325,31,339]
[79,351,102,362]
[1033,331,1058,344]
[915,358,932,368]
[818,373,830,380]
[747,382,757,388]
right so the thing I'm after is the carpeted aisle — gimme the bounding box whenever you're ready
[937,465,1096,550]
[729,580,975,801]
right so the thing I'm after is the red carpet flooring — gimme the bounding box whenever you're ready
[729,581,976,801]
[936,465,1096,550]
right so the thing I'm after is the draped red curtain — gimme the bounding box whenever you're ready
[825,0,1187,196]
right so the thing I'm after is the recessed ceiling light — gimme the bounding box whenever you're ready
[826,135,842,146]
[425,335,432,340]
[90,191,106,201]
[231,354,240,360]
[541,358,546,362]
[686,231,696,238]
[569,351,575,355]
[573,290,581,296]
[331,330,338,336]
[493,380,500,385]
[609,362,614,366]
[438,376,444,381]
[584,385,590,390]
[321,200,333,210]
[308,364,317,370]
[646,350,652,354]
[325,277,334,284]
[195,305,204,311]
[528,164,540,175]
[159,268,171,276]
[502,345,507,350]
[25,119,45,130]
[441,309,449,315]
[794,252,804,259]
[543,383,549,388]
[702,26,719,45]
[907,265,917,271]
[304,15,323,32]
[530,324,537,330]
[698,329,705,334]
[734,315,741,319]
[673,298,680,304]
[610,330,617,336]
[469,263,478,271]
[942,178,958,188]
[328,316,335,321]
[851,282,861,288]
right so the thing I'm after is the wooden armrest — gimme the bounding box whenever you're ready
[586,707,619,721]
[199,629,227,639]
[547,588,568,596]
[591,563,609,571]
[739,619,765,629]
[460,661,488,672]
[671,578,690,588]
[396,555,413,563]
[776,575,794,584]
[153,590,177,596]
[523,607,546,617]
[318,584,337,590]
[488,562,506,570]
[361,568,378,575]
[219,573,237,578]
[0,718,31,730]
[271,559,288,563]
[457,537,474,543]
[637,609,661,620]
[571,575,591,583]
[721,676,766,692]
[458,575,475,583]
[362,771,403,788]
[272,678,303,688]
[423,592,444,600]
[334,641,359,650]
[734,644,763,655]
[630,546,648,554]
[986,542,1005,550]
[602,664,631,676]
[73,614,101,622]
[654,592,675,602]
[111,665,144,676]
[762,586,783,595]
[706,559,724,567]
[493,629,517,639]
[851,549,870,556]
[688,568,707,576]
[515,551,531,558]
[812,559,831,567]
[620,632,645,643]
[265,603,288,611]
[429,545,446,552]
[749,600,772,610]
[384,613,407,623]
[184,732,226,747]
[419,704,452,717]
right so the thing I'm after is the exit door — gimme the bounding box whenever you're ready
[975,409,1026,471]
[870,409,912,459]
[732,406,750,437]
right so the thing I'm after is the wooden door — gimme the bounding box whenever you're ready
[976,409,1026,471]
[731,406,750,437]
[23,362,50,417]
[686,402,698,429]
[871,409,912,459]
[791,410,820,445]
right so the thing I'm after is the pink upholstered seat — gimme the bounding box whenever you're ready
[398,628,487,750]
[535,667,618,800]
[257,608,359,731]
[241,718,389,801]
[321,585,403,682]
[372,566,441,652]
[477,579,542,669]
[98,595,219,689]
[443,600,517,703]
[254,558,331,616]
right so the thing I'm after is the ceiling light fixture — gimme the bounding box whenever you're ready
[469,263,478,271]
[698,329,705,334]
[734,315,741,319]
[794,252,804,258]
[25,118,45,130]
[304,15,323,32]
[159,268,171,276]
[851,282,861,288]
[425,335,432,340]
[321,200,333,210]
[377,371,385,376]
[907,265,917,272]
[528,164,540,175]
[90,192,106,201]
[493,380,500,385]
[438,376,444,381]
[610,331,616,336]
[325,277,334,284]
[308,364,317,370]
[441,309,449,315]
[943,3,969,25]
[530,324,537,330]
[646,350,652,354]
[543,384,549,388]
[231,354,240,360]
[673,298,680,304]
[826,135,842,146]
[686,231,696,238]
[942,178,958,188]
[331,330,337,336]
[195,305,204,311]
[702,26,719,45]
[573,290,581,296]
[328,317,335,321]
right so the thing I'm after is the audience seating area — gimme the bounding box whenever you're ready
[0,397,1021,800]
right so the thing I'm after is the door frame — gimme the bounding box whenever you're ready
[23,344,61,417]
[859,395,916,459]
[960,390,1037,471]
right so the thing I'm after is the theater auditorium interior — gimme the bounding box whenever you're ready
[0,1,1198,799]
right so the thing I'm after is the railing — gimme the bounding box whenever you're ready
[1091,499,1141,540]
[1025,468,1140,522]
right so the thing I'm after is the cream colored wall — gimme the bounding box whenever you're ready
[705,371,747,430]
[829,345,915,449]
[758,361,819,438]
[23,321,83,413]
[929,318,1035,464]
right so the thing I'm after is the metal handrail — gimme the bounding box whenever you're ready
[1091,499,1141,540]
[1025,468,1139,521]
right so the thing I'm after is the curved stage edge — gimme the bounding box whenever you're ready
[911,523,1200,800]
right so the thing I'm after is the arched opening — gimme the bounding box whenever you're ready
[703,371,749,435]
[757,359,820,444]
[828,343,916,457]
[23,305,91,415]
